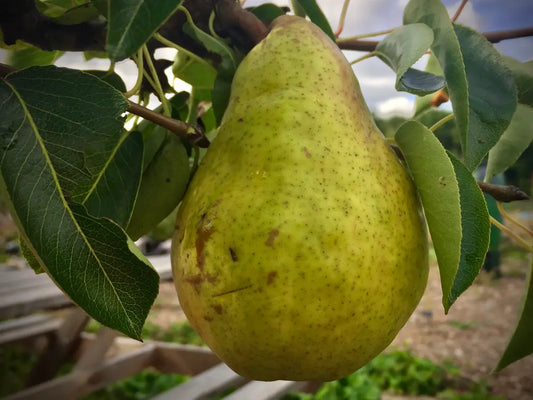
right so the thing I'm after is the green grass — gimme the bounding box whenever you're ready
[0,345,38,397]
[81,370,189,400]
[283,350,504,400]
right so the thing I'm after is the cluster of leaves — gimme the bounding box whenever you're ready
[283,351,503,400]
[0,0,532,372]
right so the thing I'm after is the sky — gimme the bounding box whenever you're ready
[1,0,532,118]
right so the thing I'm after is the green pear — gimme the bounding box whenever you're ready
[171,15,428,381]
[127,128,190,240]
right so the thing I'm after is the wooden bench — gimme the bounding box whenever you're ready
[1,254,320,399]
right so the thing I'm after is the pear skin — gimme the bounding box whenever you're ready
[171,15,428,381]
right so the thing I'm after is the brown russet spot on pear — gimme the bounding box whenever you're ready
[171,15,428,381]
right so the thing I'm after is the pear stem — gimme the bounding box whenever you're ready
[335,0,352,38]
[490,216,533,254]
[429,113,455,132]
[350,51,377,65]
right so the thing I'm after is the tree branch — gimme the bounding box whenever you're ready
[127,101,209,148]
[337,27,533,51]
[478,181,529,203]
[214,0,268,51]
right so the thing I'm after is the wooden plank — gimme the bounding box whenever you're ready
[0,267,37,282]
[0,285,71,319]
[3,370,88,400]
[74,327,118,371]
[153,342,221,376]
[75,343,157,399]
[0,318,60,346]
[27,308,89,385]
[4,338,155,400]
[0,314,51,333]
[152,363,248,400]
[0,274,54,294]
[224,380,311,400]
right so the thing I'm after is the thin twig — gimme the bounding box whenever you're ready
[124,49,144,98]
[127,100,209,148]
[338,26,533,51]
[337,27,395,43]
[478,182,529,203]
[497,201,533,238]
[349,51,377,65]
[452,0,469,22]
[430,113,455,132]
[142,45,170,116]
[490,216,533,254]
[335,0,351,38]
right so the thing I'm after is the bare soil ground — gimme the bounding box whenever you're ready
[149,251,533,400]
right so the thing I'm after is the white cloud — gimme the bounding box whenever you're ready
[375,96,414,118]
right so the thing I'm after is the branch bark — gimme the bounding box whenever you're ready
[337,27,533,52]
[127,101,209,148]
[2,1,531,55]
[478,181,529,203]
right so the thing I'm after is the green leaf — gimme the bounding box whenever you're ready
[172,52,217,89]
[292,0,335,40]
[36,0,79,17]
[496,259,533,371]
[376,24,445,95]
[84,131,143,228]
[503,57,533,106]
[446,152,490,309]
[52,2,101,24]
[0,66,159,339]
[19,237,44,274]
[397,69,446,96]
[5,47,63,69]
[290,0,306,17]
[84,70,127,92]
[212,75,232,125]
[485,104,533,180]
[453,24,517,171]
[6,66,128,204]
[397,121,490,311]
[404,0,469,160]
[107,0,182,60]
[395,121,461,311]
[91,0,109,18]
[180,7,238,122]
[248,4,287,22]
[414,54,443,117]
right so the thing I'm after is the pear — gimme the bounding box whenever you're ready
[127,128,190,240]
[171,15,428,381]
